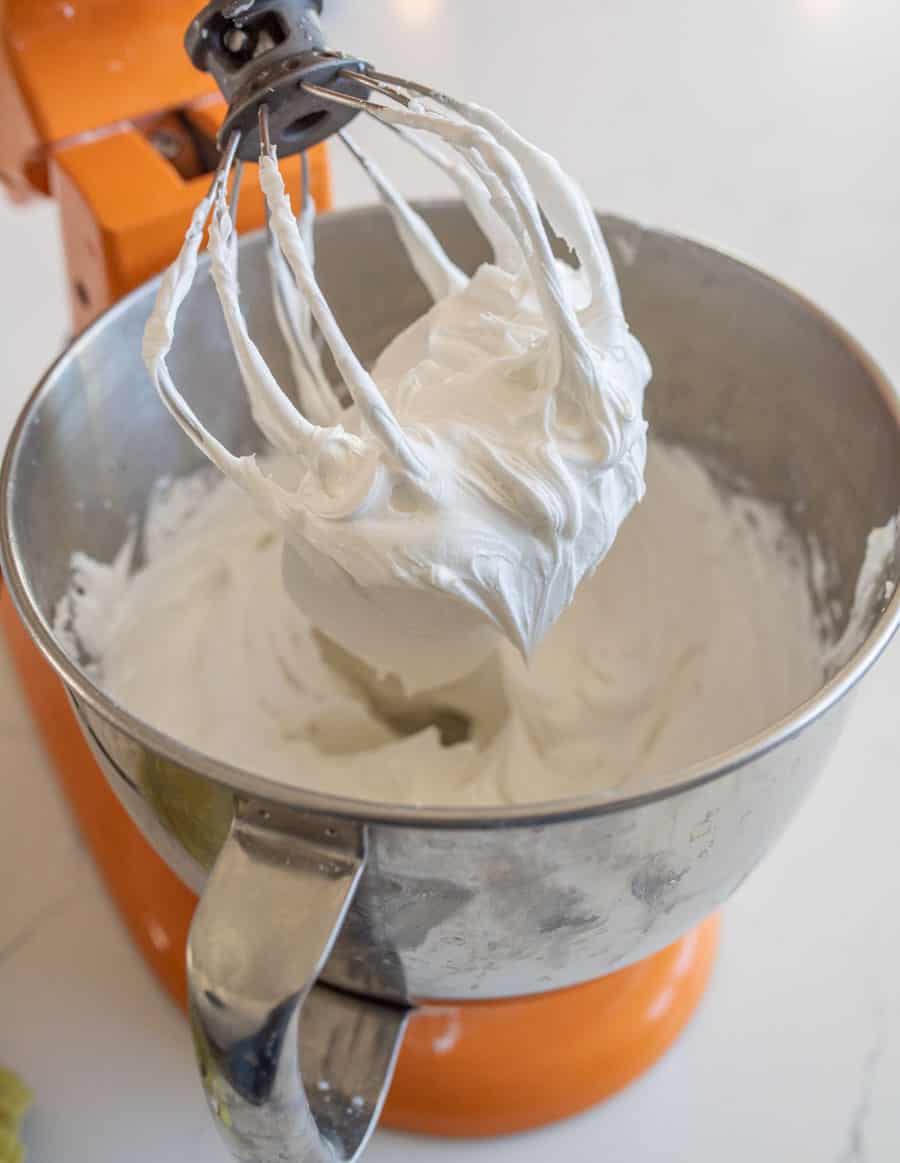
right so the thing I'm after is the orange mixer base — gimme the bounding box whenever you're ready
[2,589,719,1137]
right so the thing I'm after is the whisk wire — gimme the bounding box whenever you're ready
[300,150,311,218]
[259,104,274,156]
[214,130,243,198]
[337,129,465,301]
[339,69,415,108]
[229,159,244,221]
[300,80,380,118]
[255,105,425,474]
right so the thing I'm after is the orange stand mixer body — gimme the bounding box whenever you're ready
[0,0,718,1137]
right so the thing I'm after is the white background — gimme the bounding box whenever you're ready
[2,1,900,1159]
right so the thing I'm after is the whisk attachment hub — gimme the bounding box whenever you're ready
[186,0,368,160]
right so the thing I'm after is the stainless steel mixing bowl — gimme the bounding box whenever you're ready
[2,204,899,1162]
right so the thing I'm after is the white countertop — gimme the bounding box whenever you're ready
[2,1,900,1159]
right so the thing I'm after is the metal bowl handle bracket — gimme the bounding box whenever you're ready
[187,801,409,1162]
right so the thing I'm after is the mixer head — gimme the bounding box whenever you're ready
[185,0,373,160]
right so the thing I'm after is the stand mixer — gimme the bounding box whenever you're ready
[2,3,900,1162]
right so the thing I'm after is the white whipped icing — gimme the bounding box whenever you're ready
[142,99,650,691]
[825,519,898,673]
[56,441,847,807]
[108,94,896,808]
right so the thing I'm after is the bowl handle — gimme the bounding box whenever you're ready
[187,800,409,1161]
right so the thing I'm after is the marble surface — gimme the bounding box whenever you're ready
[2,0,900,1159]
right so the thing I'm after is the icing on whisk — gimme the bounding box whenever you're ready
[142,91,650,692]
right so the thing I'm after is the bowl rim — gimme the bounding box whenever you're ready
[3,202,899,830]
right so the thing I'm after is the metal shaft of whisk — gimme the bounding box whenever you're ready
[338,68,413,107]
[300,77,418,124]
[214,130,242,197]
[254,103,334,412]
[229,159,244,221]
[300,150,310,217]
[366,72,444,105]
[259,104,273,156]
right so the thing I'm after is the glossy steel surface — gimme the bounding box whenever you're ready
[189,802,408,1161]
[3,204,900,1160]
